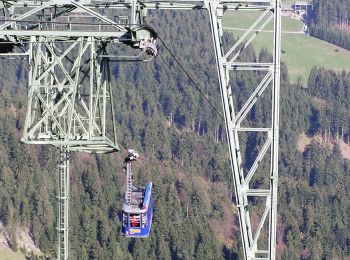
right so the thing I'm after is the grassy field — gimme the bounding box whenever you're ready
[223,11,350,85]
[282,0,309,5]
[0,249,27,260]
[282,0,296,5]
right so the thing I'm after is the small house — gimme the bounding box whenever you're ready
[293,1,313,17]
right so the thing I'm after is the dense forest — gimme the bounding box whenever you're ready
[0,8,350,260]
[310,0,350,50]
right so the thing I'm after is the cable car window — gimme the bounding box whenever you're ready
[141,213,147,228]
[123,212,128,226]
[129,214,140,228]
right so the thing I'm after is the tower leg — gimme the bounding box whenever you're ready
[57,146,70,260]
[269,2,282,259]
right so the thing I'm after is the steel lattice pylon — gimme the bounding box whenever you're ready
[0,2,127,259]
[0,1,281,259]
[206,1,281,258]
[22,15,121,260]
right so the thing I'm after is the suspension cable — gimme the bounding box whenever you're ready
[154,31,224,120]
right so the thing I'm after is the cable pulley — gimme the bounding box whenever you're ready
[122,25,158,58]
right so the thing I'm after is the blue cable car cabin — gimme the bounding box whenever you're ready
[121,150,153,238]
[122,181,153,238]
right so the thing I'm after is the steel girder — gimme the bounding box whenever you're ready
[23,36,118,153]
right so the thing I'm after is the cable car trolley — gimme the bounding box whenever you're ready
[122,149,153,238]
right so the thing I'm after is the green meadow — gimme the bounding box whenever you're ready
[283,0,296,5]
[223,11,350,85]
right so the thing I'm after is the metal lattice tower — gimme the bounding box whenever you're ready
[0,1,281,259]
[0,2,127,259]
[206,1,281,258]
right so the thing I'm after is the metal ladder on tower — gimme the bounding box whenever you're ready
[57,146,70,260]
[126,161,133,205]
[125,149,139,206]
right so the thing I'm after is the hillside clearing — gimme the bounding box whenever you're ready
[223,12,350,85]
[297,133,350,160]
[0,249,26,260]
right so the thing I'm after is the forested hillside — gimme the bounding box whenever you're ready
[310,0,350,50]
[0,9,350,260]
[278,68,350,259]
